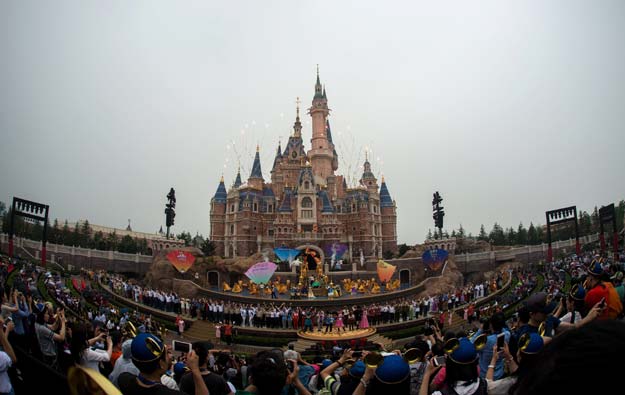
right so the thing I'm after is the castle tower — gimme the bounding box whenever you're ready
[209,175,227,256]
[360,153,378,192]
[247,145,264,190]
[308,67,335,185]
[379,176,398,254]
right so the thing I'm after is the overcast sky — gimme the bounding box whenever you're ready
[1,0,624,244]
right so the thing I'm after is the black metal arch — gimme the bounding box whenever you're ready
[545,205,580,262]
[9,197,49,266]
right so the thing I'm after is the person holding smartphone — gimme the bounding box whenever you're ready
[470,313,510,380]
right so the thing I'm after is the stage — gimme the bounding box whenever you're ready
[297,327,376,341]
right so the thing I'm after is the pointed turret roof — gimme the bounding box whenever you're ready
[318,189,334,213]
[326,120,334,143]
[213,177,227,203]
[278,187,293,212]
[380,178,393,207]
[233,168,242,188]
[249,146,263,179]
[272,143,282,171]
[314,65,324,99]
[361,154,375,181]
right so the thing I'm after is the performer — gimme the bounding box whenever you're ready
[359,307,369,329]
[335,312,346,333]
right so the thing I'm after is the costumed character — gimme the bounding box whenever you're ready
[223,282,231,292]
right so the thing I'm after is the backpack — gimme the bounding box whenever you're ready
[604,282,624,319]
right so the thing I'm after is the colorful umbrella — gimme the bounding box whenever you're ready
[245,261,278,284]
[377,260,396,283]
[166,250,196,274]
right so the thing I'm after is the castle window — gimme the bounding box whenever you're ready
[302,197,313,208]
[304,181,310,189]
[230,225,234,235]
[268,229,274,236]
[253,203,258,212]
[302,210,313,219]
[231,204,235,212]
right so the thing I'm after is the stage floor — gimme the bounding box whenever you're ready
[297,327,376,341]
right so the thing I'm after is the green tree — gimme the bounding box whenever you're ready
[478,224,487,241]
[118,235,137,253]
[536,224,545,243]
[0,201,6,217]
[451,230,457,238]
[426,229,433,240]
[383,250,394,259]
[398,243,410,257]
[489,223,505,245]
[616,200,625,232]
[506,227,517,245]
[201,238,216,256]
[106,231,118,251]
[51,219,61,244]
[516,222,528,245]
[93,231,107,250]
[62,220,71,245]
[81,220,92,248]
[30,221,43,242]
[177,231,192,246]
[457,224,466,239]
[579,211,593,236]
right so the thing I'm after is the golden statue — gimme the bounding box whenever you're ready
[223,282,232,292]
[232,280,243,293]
[249,282,258,295]
[371,281,381,294]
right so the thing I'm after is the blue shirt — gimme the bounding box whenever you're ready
[471,328,511,380]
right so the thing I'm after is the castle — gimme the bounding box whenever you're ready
[210,71,397,261]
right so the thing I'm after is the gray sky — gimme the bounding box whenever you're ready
[1,0,624,245]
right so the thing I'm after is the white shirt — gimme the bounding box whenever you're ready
[80,348,111,371]
[0,351,12,393]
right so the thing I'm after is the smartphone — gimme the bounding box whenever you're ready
[172,340,192,354]
[433,355,446,367]
[497,333,505,350]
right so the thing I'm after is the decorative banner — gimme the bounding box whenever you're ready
[324,243,348,262]
[273,248,301,263]
[167,250,196,274]
[422,249,449,272]
[377,260,396,283]
[245,261,278,284]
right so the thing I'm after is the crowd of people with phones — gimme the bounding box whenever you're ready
[1,247,624,394]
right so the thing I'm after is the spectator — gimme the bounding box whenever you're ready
[35,304,66,368]
[319,349,363,395]
[109,339,139,388]
[0,317,17,395]
[179,341,232,395]
[118,333,209,395]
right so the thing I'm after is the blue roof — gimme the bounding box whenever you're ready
[250,151,263,179]
[234,171,242,188]
[296,166,315,191]
[263,186,275,197]
[213,180,227,203]
[380,181,393,207]
[272,144,282,170]
[278,187,293,212]
[318,190,334,213]
[326,120,333,143]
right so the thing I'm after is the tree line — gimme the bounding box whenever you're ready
[0,203,215,256]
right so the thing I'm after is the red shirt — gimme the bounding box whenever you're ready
[585,283,609,320]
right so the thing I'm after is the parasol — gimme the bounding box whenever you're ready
[376,260,396,283]
[166,250,196,274]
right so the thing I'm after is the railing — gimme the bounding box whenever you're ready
[0,233,153,263]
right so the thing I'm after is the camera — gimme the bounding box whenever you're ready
[432,355,446,367]
[172,340,192,354]
[496,333,505,350]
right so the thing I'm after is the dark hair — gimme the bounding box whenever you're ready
[70,322,89,365]
[192,341,209,366]
[366,374,410,395]
[510,320,625,395]
[444,358,479,386]
[490,312,506,333]
[248,350,287,395]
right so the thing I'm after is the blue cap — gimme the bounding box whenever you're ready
[375,355,410,384]
[587,261,604,277]
[131,333,165,362]
[519,333,544,354]
[173,361,188,375]
[448,337,478,364]
[321,359,333,369]
[349,360,365,378]
[569,284,586,301]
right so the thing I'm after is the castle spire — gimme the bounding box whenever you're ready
[314,65,323,99]
[249,148,263,179]
[213,176,227,203]
[293,97,302,137]
[380,178,393,207]
[234,167,242,188]
[272,142,282,172]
